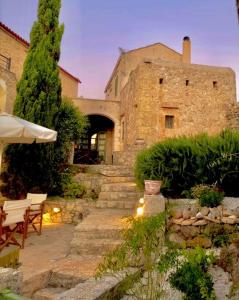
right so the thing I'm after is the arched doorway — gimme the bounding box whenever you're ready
[74,115,114,164]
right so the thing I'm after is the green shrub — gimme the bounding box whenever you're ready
[170,247,216,300]
[199,188,224,208]
[212,234,230,247]
[63,181,86,198]
[190,184,224,207]
[190,184,212,199]
[135,130,239,197]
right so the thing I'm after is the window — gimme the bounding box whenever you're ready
[213,81,218,89]
[159,78,164,84]
[185,80,189,86]
[165,115,174,129]
[90,134,97,150]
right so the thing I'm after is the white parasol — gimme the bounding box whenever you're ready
[0,112,57,173]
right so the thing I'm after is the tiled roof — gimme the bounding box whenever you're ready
[0,21,81,83]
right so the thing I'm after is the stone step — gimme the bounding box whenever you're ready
[73,227,123,240]
[33,287,67,300]
[98,191,142,201]
[75,173,135,183]
[55,269,139,300]
[101,182,138,192]
[96,200,137,209]
[80,165,134,177]
[70,238,123,255]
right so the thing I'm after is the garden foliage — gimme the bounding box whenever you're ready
[170,247,216,300]
[97,213,178,299]
[135,130,239,197]
[2,0,87,197]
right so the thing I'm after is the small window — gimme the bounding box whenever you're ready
[165,115,174,129]
[159,78,164,84]
[185,80,189,86]
[213,81,218,89]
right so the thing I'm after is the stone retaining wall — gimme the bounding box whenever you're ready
[167,198,239,248]
[44,199,88,224]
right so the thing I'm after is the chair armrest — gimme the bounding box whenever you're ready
[0,210,7,223]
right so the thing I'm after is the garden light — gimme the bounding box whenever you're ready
[43,212,51,224]
[139,197,144,204]
[53,207,61,213]
[137,206,144,217]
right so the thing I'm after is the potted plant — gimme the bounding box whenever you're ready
[144,179,162,195]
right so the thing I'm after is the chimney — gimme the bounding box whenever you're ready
[182,36,191,63]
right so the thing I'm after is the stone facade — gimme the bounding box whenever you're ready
[120,61,236,150]
[0,66,17,113]
[75,37,238,166]
[0,21,80,114]
[1,21,238,166]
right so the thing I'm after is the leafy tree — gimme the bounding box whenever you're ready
[2,0,87,197]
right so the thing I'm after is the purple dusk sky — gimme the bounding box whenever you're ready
[0,0,238,99]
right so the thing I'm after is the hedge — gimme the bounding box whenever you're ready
[135,130,239,197]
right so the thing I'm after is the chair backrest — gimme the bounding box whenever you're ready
[2,199,31,227]
[27,193,47,205]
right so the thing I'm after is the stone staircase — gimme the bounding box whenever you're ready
[32,165,140,299]
[74,164,142,209]
[70,208,131,256]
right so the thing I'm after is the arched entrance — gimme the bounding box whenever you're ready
[74,115,114,164]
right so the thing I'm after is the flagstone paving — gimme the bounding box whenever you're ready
[19,223,103,298]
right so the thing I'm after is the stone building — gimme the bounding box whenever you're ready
[0,22,238,167]
[73,37,238,166]
[0,22,80,114]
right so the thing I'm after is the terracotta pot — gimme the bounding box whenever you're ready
[144,180,162,195]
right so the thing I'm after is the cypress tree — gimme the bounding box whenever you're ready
[2,0,87,198]
[14,0,64,128]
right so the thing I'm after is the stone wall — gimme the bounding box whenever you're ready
[44,199,87,224]
[226,104,239,129]
[0,24,79,99]
[0,66,16,113]
[105,43,183,101]
[167,198,239,248]
[120,61,236,155]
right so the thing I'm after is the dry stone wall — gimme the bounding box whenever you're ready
[44,199,88,224]
[167,198,239,248]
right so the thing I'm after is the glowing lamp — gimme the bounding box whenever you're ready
[43,212,51,224]
[139,198,144,204]
[53,207,61,213]
[137,206,144,217]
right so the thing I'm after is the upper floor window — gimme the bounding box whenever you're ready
[159,78,164,84]
[213,81,218,89]
[165,115,174,129]
[185,79,189,86]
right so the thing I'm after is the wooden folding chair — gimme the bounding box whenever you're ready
[26,193,47,235]
[0,199,31,251]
